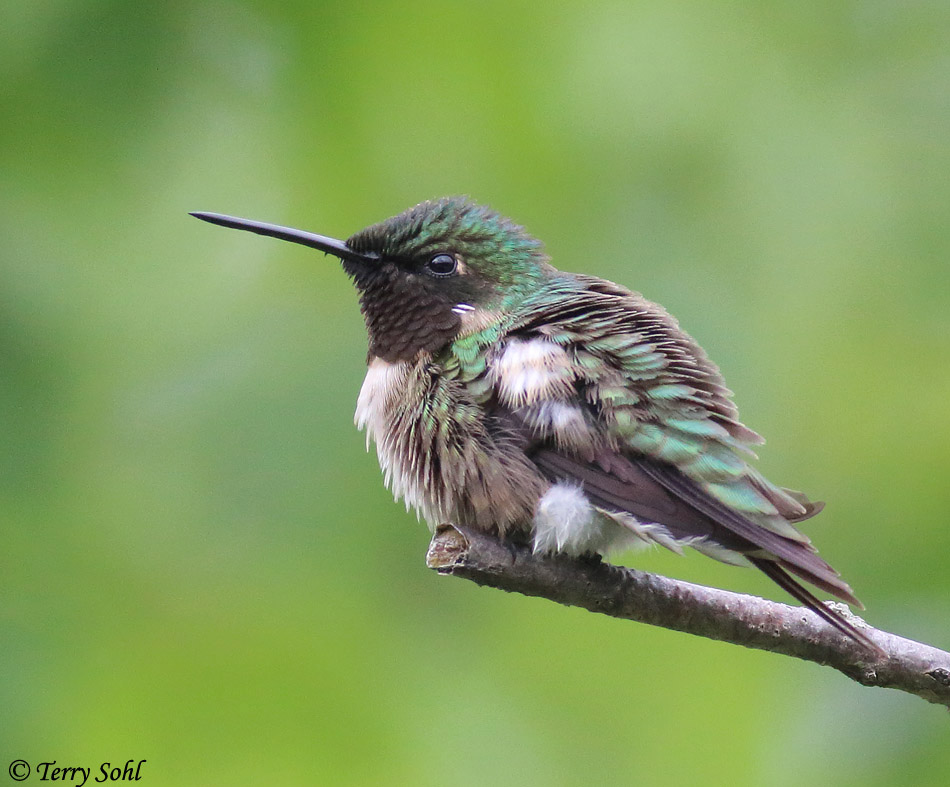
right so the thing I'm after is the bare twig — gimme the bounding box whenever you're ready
[426,524,950,709]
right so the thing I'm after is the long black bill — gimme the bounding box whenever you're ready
[190,211,378,265]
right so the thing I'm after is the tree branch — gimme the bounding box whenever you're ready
[426,524,950,709]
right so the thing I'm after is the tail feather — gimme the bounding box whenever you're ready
[783,493,825,523]
[749,556,880,653]
[775,556,863,609]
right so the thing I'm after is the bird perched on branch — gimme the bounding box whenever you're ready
[192,197,873,649]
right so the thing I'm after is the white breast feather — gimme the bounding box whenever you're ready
[355,358,407,445]
[354,359,430,517]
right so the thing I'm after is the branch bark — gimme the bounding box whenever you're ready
[426,524,950,709]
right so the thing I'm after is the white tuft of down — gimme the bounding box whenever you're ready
[494,338,574,406]
[533,482,631,556]
[518,400,593,451]
[533,482,594,555]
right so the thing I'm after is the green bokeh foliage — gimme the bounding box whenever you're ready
[2,1,949,784]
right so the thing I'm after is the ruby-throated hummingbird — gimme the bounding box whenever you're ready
[192,197,873,648]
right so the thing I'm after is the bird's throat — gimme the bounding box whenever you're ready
[352,263,462,362]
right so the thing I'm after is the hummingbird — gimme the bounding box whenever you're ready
[192,197,874,649]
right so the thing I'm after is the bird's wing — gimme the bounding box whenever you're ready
[529,448,877,650]
[486,274,865,625]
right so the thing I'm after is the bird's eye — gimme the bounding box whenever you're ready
[424,253,458,277]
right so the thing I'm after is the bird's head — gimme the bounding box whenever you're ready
[192,197,551,361]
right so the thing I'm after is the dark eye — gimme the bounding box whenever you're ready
[424,253,458,277]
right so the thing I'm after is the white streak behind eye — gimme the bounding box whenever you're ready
[452,303,476,315]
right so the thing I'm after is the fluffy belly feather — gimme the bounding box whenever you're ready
[355,355,546,535]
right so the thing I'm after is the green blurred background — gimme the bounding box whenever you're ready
[2,1,949,784]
